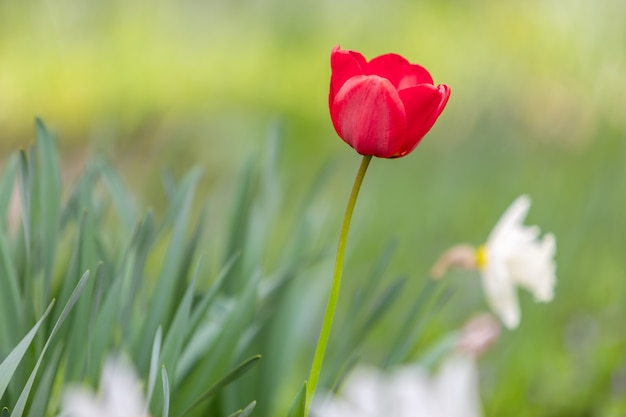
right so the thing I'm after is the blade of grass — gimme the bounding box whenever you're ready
[186,254,238,340]
[240,401,256,417]
[0,301,54,399]
[151,260,202,415]
[162,366,170,417]
[87,256,133,379]
[17,149,31,257]
[175,272,260,412]
[284,382,306,417]
[222,159,257,295]
[137,168,202,366]
[146,326,163,415]
[226,401,257,417]
[0,154,18,231]
[10,270,90,417]
[98,156,138,232]
[177,355,261,417]
[34,118,61,304]
[24,345,62,417]
[60,211,99,381]
[0,228,24,355]
[384,279,449,368]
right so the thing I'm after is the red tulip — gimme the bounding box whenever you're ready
[329,46,450,158]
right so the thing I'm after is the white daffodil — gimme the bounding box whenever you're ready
[62,358,148,417]
[313,355,483,417]
[431,195,557,329]
[477,195,556,329]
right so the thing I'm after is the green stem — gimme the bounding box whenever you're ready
[305,154,372,415]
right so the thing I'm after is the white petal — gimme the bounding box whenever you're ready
[487,195,531,248]
[434,355,483,417]
[100,359,146,417]
[61,358,147,417]
[314,360,485,417]
[63,389,106,417]
[341,365,386,414]
[313,396,363,417]
[481,260,521,329]
[389,366,435,417]
[506,233,556,302]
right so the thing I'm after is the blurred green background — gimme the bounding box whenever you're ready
[1,0,625,415]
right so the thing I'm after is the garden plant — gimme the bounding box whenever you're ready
[0,44,560,417]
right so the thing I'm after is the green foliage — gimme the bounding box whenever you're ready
[284,382,306,417]
[1,119,423,417]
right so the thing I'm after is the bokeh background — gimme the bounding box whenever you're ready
[1,0,625,415]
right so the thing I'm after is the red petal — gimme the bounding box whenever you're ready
[366,53,434,89]
[395,84,450,156]
[330,75,407,158]
[330,46,367,107]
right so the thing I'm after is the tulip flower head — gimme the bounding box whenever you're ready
[329,46,450,158]
[431,195,557,329]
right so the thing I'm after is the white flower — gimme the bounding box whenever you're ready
[62,358,148,417]
[313,355,483,417]
[478,195,556,329]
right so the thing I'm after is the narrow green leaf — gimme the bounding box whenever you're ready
[146,326,163,414]
[223,159,257,294]
[53,210,88,323]
[0,228,24,354]
[34,118,62,301]
[226,401,257,417]
[10,270,90,417]
[84,263,106,380]
[239,401,256,417]
[357,277,407,339]
[160,260,200,373]
[384,278,447,368]
[61,211,99,381]
[350,241,397,314]
[0,301,54,400]
[137,168,202,365]
[285,382,307,417]
[170,202,207,313]
[17,149,31,253]
[98,157,138,232]
[151,260,202,415]
[25,345,62,417]
[177,355,261,417]
[0,154,18,231]
[87,258,133,379]
[176,272,260,411]
[162,366,170,417]
[330,355,358,395]
[58,157,102,232]
[187,253,238,338]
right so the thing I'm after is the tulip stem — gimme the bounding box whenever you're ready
[305,154,372,415]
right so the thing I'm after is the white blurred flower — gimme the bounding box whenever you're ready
[430,195,556,329]
[313,355,483,417]
[478,195,556,329]
[62,358,148,417]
